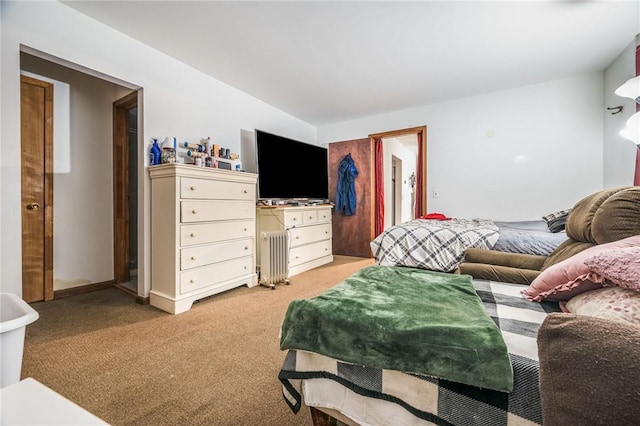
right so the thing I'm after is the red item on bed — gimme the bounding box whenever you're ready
[420,212,452,220]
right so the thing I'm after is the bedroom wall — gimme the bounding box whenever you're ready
[1,1,316,297]
[603,36,639,188]
[318,73,604,221]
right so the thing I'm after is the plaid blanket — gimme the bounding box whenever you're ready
[279,280,561,426]
[370,219,499,272]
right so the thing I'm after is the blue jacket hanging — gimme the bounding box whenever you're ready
[335,153,358,216]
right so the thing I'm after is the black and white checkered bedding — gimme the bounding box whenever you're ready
[370,219,500,272]
[279,280,561,426]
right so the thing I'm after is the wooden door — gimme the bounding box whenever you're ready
[329,138,375,258]
[113,92,137,285]
[20,75,54,302]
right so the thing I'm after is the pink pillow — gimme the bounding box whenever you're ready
[583,246,640,291]
[521,234,640,302]
[564,286,640,325]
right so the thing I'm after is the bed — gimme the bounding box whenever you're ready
[492,220,567,256]
[370,218,567,272]
[278,265,560,426]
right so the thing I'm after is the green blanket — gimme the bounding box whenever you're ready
[280,265,514,392]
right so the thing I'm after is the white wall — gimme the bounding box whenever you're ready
[603,36,638,188]
[1,1,316,297]
[383,139,416,227]
[319,73,605,221]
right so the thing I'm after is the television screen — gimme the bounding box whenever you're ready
[255,129,329,201]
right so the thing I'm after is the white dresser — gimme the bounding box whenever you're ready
[149,164,258,314]
[257,205,333,278]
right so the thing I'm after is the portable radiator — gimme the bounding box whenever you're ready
[260,231,290,289]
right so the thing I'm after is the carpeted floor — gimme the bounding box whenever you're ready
[22,255,374,425]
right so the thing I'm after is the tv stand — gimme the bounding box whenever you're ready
[256,205,333,277]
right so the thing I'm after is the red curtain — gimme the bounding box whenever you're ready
[414,132,424,218]
[374,138,384,236]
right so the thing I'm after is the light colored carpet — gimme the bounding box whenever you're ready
[22,255,374,425]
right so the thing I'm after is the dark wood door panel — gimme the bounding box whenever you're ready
[328,138,374,258]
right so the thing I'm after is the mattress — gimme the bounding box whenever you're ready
[279,279,561,426]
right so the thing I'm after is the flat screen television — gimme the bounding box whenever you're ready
[255,129,329,202]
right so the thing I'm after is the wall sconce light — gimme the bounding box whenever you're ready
[615,75,640,146]
[615,75,640,103]
[620,112,640,145]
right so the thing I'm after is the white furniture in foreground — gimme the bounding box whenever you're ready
[257,205,333,277]
[149,164,258,314]
[0,378,108,425]
[0,292,39,388]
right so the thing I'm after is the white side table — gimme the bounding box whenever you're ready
[0,378,108,425]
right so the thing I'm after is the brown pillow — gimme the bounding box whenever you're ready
[538,313,640,426]
[590,188,640,244]
[565,187,626,244]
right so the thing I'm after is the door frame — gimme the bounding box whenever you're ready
[369,126,427,225]
[20,74,55,301]
[112,91,138,288]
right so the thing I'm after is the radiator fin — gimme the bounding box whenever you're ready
[260,231,289,288]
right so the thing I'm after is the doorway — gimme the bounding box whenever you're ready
[20,50,143,302]
[391,156,402,226]
[370,126,427,231]
[20,75,54,302]
[327,126,426,257]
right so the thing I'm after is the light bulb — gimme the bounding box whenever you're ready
[615,76,640,103]
[620,111,640,145]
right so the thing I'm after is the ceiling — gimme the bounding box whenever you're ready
[62,1,639,127]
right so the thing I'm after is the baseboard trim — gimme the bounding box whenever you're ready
[113,283,149,305]
[54,280,114,299]
[54,280,150,305]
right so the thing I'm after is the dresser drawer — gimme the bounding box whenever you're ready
[180,256,253,294]
[181,200,254,223]
[180,220,254,246]
[289,223,332,248]
[181,177,254,201]
[180,238,253,270]
[290,239,332,267]
[317,208,331,223]
[302,210,318,225]
[284,210,303,228]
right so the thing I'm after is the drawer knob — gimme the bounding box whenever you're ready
[190,279,195,284]
[293,217,297,221]
[192,209,197,214]
[325,231,328,234]
[244,246,249,250]
[243,228,248,232]
[243,190,248,194]
[309,216,313,219]
[296,236,299,239]
[191,256,196,260]
[190,186,196,191]
[190,233,196,237]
